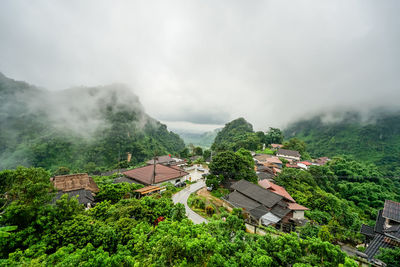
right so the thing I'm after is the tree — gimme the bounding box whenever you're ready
[209,149,257,183]
[283,138,307,155]
[265,127,283,144]
[180,147,190,158]
[375,247,400,267]
[193,147,203,156]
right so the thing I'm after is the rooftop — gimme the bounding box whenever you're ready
[51,173,99,193]
[382,200,400,223]
[123,164,188,185]
[276,149,301,158]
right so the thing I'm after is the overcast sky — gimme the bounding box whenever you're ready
[1,0,400,133]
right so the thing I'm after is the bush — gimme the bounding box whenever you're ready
[192,198,206,209]
[205,205,215,215]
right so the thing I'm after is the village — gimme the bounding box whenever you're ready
[49,144,400,266]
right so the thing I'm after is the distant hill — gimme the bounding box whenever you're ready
[284,110,400,175]
[211,118,261,151]
[177,129,220,148]
[0,72,185,172]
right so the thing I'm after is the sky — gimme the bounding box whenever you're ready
[1,0,400,133]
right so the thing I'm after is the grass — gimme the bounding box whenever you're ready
[188,191,230,219]
[210,187,229,198]
[255,148,275,155]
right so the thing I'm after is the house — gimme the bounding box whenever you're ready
[360,200,400,263]
[254,155,283,169]
[297,161,312,170]
[314,157,330,166]
[51,173,99,208]
[270,144,283,150]
[258,180,308,220]
[133,185,162,198]
[121,164,189,186]
[225,180,308,229]
[146,155,185,166]
[276,149,301,161]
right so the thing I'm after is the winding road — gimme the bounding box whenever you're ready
[172,180,208,224]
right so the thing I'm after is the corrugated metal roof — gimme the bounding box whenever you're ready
[261,212,281,226]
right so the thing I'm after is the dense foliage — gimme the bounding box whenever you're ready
[0,73,185,173]
[0,167,358,266]
[275,156,400,244]
[284,111,400,176]
[209,149,258,184]
[212,118,261,151]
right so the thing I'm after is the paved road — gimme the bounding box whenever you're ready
[172,180,208,224]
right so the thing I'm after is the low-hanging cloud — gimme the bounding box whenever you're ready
[1,0,400,132]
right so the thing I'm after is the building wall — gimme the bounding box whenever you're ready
[293,210,305,220]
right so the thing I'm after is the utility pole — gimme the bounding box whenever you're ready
[152,150,157,185]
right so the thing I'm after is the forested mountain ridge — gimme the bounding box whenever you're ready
[0,73,185,172]
[284,111,400,175]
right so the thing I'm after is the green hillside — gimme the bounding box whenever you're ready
[0,73,185,173]
[284,111,400,175]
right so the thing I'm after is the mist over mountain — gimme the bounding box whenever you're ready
[175,128,220,148]
[0,73,185,171]
[284,109,400,175]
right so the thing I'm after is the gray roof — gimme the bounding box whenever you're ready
[249,205,269,220]
[54,189,95,206]
[360,224,375,238]
[276,149,300,158]
[382,200,400,223]
[364,233,399,260]
[146,155,175,165]
[231,179,282,208]
[270,201,291,218]
[226,190,261,211]
[374,210,385,234]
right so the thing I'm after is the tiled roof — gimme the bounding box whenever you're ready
[249,205,269,220]
[123,164,188,185]
[288,202,309,211]
[51,173,99,193]
[271,144,283,149]
[231,180,283,208]
[382,200,400,223]
[258,180,296,203]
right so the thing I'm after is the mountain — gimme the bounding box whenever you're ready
[177,128,220,148]
[284,110,400,175]
[211,118,261,151]
[0,73,185,172]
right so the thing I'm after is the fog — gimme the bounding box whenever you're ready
[1,0,400,132]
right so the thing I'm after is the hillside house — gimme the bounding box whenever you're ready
[225,180,308,230]
[146,155,185,166]
[51,173,99,208]
[270,144,283,150]
[121,164,189,186]
[276,149,301,161]
[360,200,400,263]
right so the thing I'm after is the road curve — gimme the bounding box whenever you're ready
[172,180,208,224]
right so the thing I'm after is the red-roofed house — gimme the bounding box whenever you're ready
[258,180,309,220]
[122,164,189,186]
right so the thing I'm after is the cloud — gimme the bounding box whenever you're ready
[1,0,400,132]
